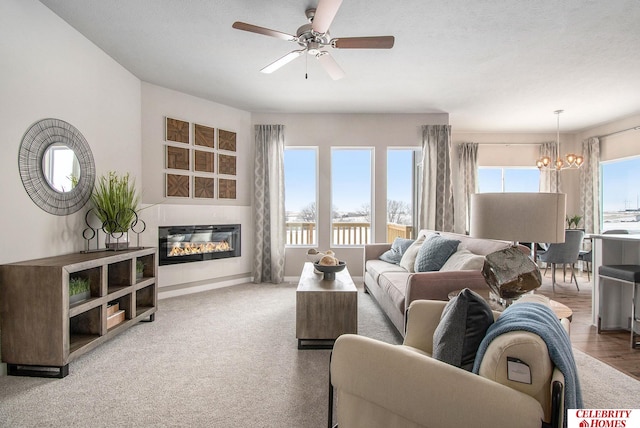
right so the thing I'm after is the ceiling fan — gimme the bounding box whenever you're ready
[232,0,395,80]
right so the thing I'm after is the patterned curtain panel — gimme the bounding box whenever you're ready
[455,142,478,234]
[253,125,286,284]
[538,142,561,193]
[418,125,454,232]
[579,137,601,235]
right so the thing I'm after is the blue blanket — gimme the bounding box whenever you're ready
[472,302,583,423]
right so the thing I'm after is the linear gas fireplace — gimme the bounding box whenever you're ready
[159,224,241,266]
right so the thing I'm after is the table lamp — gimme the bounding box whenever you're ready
[470,192,566,303]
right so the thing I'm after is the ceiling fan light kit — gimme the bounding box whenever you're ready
[232,0,395,80]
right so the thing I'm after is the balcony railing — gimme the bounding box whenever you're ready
[286,222,413,245]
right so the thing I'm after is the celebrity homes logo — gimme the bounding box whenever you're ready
[567,409,639,427]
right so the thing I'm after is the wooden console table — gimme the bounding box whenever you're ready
[296,262,357,349]
[0,248,157,378]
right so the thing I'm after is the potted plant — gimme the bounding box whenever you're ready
[566,214,583,229]
[136,260,144,280]
[91,171,140,250]
[69,276,90,304]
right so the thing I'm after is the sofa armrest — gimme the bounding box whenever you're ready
[364,243,392,262]
[405,270,489,305]
[402,300,447,354]
[331,334,544,428]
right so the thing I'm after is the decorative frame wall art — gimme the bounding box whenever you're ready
[218,153,236,176]
[166,174,190,197]
[166,117,189,144]
[162,116,237,200]
[194,150,214,173]
[166,146,190,170]
[194,176,214,199]
[218,178,236,199]
[218,129,237,152]
[194,123,215,148]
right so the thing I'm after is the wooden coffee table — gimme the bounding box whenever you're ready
[296,262,357,349]
[448,288,573,321]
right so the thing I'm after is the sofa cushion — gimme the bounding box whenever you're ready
[414,234,460,273]
[379,237,415,264]
[399,234,428,272]
[440,248,485,271]
[432,288,494,371]
[366,259,407,283]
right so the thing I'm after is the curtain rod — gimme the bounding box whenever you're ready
[597,125,640,139]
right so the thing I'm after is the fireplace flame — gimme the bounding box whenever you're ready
[169,241,231,257]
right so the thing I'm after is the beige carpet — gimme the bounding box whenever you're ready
[0,282,637,427]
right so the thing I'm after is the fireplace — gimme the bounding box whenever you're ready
[158,224,241,266]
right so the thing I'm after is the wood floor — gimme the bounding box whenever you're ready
[535,267,640,381]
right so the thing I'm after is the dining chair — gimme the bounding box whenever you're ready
[537,229,585,291]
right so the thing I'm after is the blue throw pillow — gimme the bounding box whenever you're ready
[379,237,415,264]
[414,234,460,272]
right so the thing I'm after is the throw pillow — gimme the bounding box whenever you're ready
[379,237,415,264]
[440,248,485,271]
[399,234,428,272]
[414,234,460,273]
[432,288,494,371]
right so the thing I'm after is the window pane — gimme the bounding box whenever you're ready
[387,149,415,242]
[504,168,539,192]
[478,168,502,192]
[601,156,640,233]
[332,149,372,245]
[284,148,317,245]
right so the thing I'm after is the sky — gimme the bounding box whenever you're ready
[284,148,414,214]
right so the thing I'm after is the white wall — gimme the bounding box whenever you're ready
[0,0,141,263]
[252,113,448,277]
[0,0,142,376]
[140,83,253,291]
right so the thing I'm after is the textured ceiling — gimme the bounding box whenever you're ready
[39,0,640,132]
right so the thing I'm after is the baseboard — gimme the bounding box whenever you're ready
[158,274,253,299]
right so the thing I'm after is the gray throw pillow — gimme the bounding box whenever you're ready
[432,288,494,371]
[379,237,415,264]
[414,234,460,272]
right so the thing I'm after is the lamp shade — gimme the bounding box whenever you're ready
[470,192,566,244]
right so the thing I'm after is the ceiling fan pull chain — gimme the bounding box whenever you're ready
[305,52,308,79]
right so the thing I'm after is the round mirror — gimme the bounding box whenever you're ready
[42,143,81,193]
[19,118,96,215]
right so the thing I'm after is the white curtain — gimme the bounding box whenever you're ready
[418,125,454,232]
[455,142,478,234]
[579,137,601,235]
[253,125,286,284]
[538,142,561,193]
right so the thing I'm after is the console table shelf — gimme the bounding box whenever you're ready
[0,247,157,378]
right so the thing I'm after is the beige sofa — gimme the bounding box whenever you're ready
[330,296,568,428]
[364,229,517,335]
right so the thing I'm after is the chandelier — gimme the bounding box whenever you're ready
[536,110,583,170]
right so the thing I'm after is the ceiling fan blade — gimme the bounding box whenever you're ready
[312,0,343,34]
[260,50,305,74]
[232,21,296,42]
[332,36,395,49]
[317,52,345,80]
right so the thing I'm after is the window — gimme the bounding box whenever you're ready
[386,149,418,242]
[478,167,539,193]
[332,148,372,245]
[601,156,640,232]
[284,148,317,246]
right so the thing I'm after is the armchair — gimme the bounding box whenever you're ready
[329,297,569,428]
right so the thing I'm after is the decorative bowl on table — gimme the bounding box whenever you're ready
[313,261,346,280]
